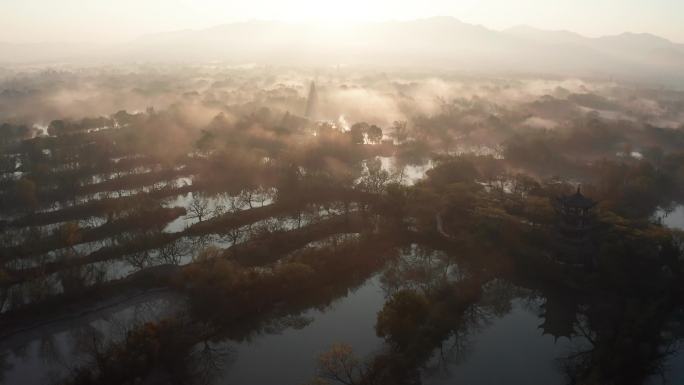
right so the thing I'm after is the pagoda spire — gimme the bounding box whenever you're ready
[304,81,318,120]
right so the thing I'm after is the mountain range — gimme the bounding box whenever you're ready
[2,17,683,85]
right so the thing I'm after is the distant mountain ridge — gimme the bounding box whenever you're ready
[2,17,684,86]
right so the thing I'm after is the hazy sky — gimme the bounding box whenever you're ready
[1,0,683,44]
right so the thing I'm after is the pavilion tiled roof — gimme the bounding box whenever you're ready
[558,186,597,209]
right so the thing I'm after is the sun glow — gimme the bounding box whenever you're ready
[1,0,683,43]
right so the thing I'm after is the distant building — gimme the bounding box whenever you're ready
[304,81,318,120]
[554,186,598,268]
[555,186,597,239]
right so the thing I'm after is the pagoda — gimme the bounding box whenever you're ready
[304,81,318,120]
[555,186,597,240]
[553,186,598,268]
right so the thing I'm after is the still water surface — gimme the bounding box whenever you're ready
[215,278,580,385]
[5,242,684,385]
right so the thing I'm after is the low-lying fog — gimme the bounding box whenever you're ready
[1,64,684,385]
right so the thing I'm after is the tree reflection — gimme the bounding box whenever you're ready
[380,244,463,297]
[556,295,684,385]
[314,241,684,385]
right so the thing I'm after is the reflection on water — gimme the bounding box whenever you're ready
[162,190,275,233]
[648,344,684,385]
[660,205,684,230]
[215,274,386,385]
[378,156,433,186]
[3,195,684,385]
[423,298,580,385]
[0,292,180,385]
[208,245,594,385]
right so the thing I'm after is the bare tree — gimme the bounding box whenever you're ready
[359,158,390,194]
[254,186,276,207]
[188,194,211,222]
[315,344,366,385]
[212,193,229,218]
[155,239,188,265]
[238,189,255,209]
[225,224,249,258]
[124,250,151,270]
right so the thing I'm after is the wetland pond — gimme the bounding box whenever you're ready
[3,239,684,385]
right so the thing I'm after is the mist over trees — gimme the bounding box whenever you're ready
[0,64,684,385]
